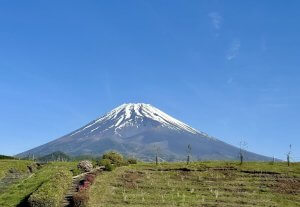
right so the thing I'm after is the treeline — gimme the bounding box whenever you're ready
[0,154,16,160]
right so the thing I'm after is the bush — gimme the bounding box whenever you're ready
[73,190,89,207]
[127,158,138,164]
[97,158,111,166]
[73,172,98,207]
[97,159,114,171]
[104,162,114,171]
[102,151,124,166]
[77,160,93,172]
[85,173,96,184]
[71,167,84,176]
[28,169,72,207]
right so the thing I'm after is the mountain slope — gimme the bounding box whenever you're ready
[18,103,271,161]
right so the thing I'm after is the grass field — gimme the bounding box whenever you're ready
[0,160,300,207]
[0,160,76,207]
[0,160,33,180]
[88,162,300,207]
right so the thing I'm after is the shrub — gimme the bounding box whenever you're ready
[104,162,114,171]
[78,180,90,191]
[73,172,98,207]
[71,167,84,176]
[97,158,111,166]
[102,151,124,166]
[97,158,116,171]
[127,158,138,164]
[73,190,89,207]
[28,169,72,207]
[85,173,96,184]
[77,160,93,172]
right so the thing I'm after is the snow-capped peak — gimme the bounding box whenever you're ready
[70,103,205,137]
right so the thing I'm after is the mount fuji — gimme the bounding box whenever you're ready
[18,103,271,161]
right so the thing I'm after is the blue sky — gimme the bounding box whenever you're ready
[0,1,299,160]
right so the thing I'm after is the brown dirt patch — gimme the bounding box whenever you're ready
[272,177,300,195]
[120,170,144,189]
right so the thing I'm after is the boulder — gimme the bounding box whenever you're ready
[78,160,93,172]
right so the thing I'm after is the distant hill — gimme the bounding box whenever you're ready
[37,151,70,162]
[0,155,16,160]
[18,103,272,161]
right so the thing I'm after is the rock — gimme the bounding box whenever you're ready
[77,160,93,172]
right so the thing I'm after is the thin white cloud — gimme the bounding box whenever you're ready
[226,39,241,60]
[208,12,222,30]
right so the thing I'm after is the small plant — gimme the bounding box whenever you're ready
[104,162,114,171]
[127,158,138,164]
[73,190,89,207]
[71,167,84,176]
[86,173,96,184]
[78,180,91,191]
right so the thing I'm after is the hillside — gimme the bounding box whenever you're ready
[89,162,300,207]
[18,103,271,161]
[0,160,300,207]
[0,159,299,206]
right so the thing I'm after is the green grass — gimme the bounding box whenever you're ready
[0,161,76,207]
[0,159,33,179]
[1,160,299,207]
[88,162,300,207]
[28,169,72,207]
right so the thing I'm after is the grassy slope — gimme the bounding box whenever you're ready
[89,162,300,207]
[0,161,76,207]
[0,160,33,179]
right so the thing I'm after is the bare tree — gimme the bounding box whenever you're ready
[154,145,161,165]
[186,144,192,165]
[287,144,292,166]
[239,140,248,165]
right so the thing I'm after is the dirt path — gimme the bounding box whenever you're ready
[62,173,85,207]
[62,167,104,207]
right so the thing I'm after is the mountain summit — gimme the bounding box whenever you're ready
[18,103,270,161]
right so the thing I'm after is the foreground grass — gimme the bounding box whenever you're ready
[0,161,76,207]
[0,160,33,179]
[28,169,72,207]
[89,162,300,207]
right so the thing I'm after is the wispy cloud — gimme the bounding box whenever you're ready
[226,39,241,60]
[208,12,222,30]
